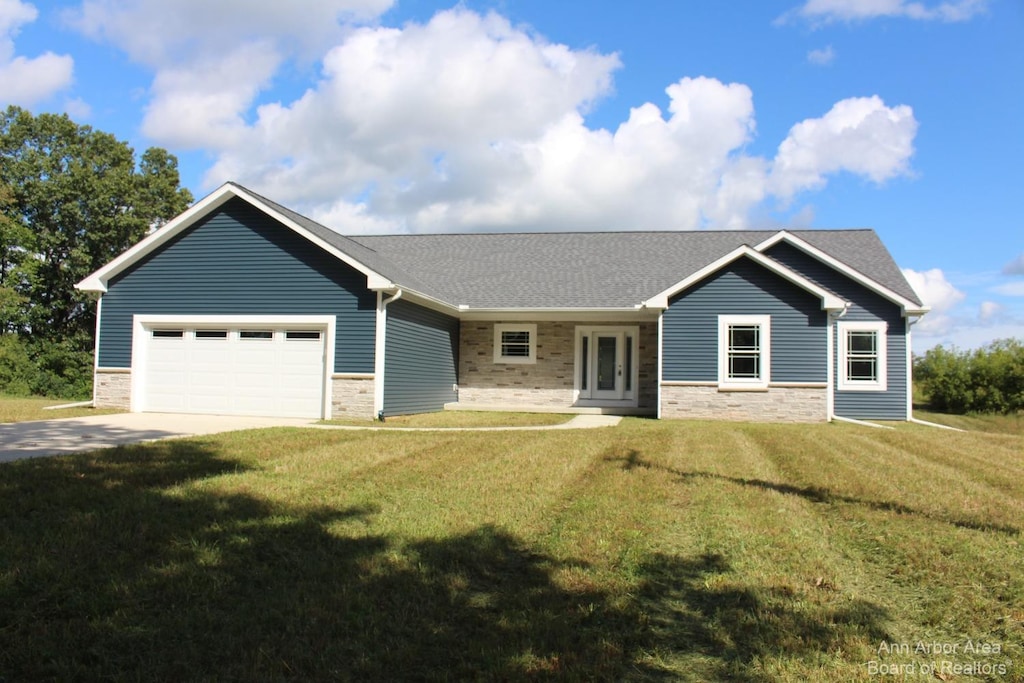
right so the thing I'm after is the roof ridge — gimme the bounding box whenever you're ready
[355,227,878,239]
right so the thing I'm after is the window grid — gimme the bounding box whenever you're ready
[500,330,531,358]
[727,325,761,380]
[846,330,878,382]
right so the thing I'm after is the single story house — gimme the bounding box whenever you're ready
[76,182,928,423]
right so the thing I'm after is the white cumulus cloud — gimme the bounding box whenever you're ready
[195,11,915,233]
[769,96,917,199]
[65,0,394,150]
[902,267,966,336]
[68,5,920,234]
[784,0,988,24]
[0,0,73,107]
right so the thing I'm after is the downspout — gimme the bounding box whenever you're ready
[826,304,850,422]
[373,288,403,420]
[905,314,920,421]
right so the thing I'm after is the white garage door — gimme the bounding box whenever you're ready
[141,326,326,418]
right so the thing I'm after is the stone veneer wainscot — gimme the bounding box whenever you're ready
[660,384,827,423]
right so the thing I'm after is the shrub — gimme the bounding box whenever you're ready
[915,339,1024,414]
[0,334,93,399]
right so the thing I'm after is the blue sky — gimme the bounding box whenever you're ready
[2,0,1021,351]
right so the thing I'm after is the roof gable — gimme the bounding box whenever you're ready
[641,246,847,311]
[76,183,395,293]
[755,231,926,314]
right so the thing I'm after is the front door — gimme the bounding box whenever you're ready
[576,326,638,404]
[593,333,625,399]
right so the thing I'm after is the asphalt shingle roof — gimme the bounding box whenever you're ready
[233,184,922,310]
[351,230,923,309]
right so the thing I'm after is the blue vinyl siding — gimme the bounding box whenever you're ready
[766,242,908,419]
[383,299,459,416]
[98,197,376,373]
[662,258,827,383]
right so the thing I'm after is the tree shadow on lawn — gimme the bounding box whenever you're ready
[2,441,891,681]
[606,449,1021,536]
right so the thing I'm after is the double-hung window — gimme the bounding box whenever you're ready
[838,321,887,391]
[493,324,536,364]
[718,315,771,390]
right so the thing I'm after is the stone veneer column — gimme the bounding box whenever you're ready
[331,376,376,419]
[93,369,132,409]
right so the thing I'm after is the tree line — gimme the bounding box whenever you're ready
[1,106,192,398]
[914,338,1024,414]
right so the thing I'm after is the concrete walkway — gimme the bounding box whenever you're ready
[0,413,313,463]
[307,414,623,432]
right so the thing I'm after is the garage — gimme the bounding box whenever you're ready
[135,322,329,418]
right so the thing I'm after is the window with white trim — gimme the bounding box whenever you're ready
[493,324,537,364]
[718,315,771,389]
[838,321,887,391]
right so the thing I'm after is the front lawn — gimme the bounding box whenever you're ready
[0,419,1020,680]
[0,394,122,423]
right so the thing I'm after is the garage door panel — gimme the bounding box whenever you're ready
[141,325,326,418]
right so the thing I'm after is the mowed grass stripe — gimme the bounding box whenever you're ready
[1,415,1021,681]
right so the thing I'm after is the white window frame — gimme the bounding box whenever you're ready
[493,323,537,364]
[718,315,771,390]
[837,320,888,391]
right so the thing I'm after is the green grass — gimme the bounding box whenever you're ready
[1,419,1021,681]
[912,407,1024,436]
[0,394,122,423]
[322,410,573,428]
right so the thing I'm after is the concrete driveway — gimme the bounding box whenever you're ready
[0,413,314,463]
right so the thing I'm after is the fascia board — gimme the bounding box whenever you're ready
[385,287,461,315]
[458,307,658,322]
[641,245,846,311]
[754,230,924,316]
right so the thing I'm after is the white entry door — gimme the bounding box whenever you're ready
[576,326,638,404]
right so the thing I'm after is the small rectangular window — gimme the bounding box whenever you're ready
[240,330,273,340]
[493,324,536,363]
[286,330,321,341]
[195,330,227,339]
[152,329,184,338]
[501,330,531,357]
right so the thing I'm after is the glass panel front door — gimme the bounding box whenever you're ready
[576,326,638,404]
[597,336,618,391]
[593,333,623,399]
